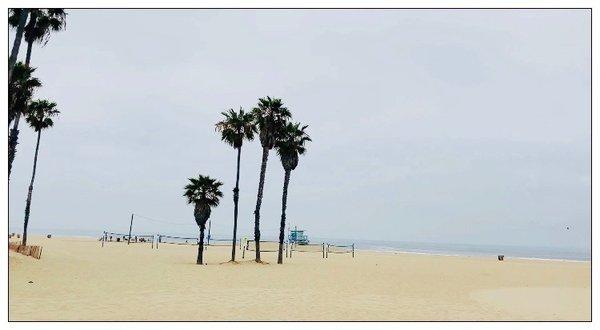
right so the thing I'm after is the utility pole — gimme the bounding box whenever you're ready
[127,214,134,245]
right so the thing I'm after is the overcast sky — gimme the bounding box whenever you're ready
[8,9,591,250]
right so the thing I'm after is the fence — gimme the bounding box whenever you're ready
[9,242,43,259]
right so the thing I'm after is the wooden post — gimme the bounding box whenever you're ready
[127,214,134,245]
[101,231,105,247]
[352,244,355,258]
[242,244,245,259]
[326,244,329,258]
[207,219,212,246]
[322,243,325,258]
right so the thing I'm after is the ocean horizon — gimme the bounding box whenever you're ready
[11,226,590,262]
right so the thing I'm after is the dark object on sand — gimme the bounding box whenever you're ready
[28,281,33,283]
[17,234,20,238]
[47,234,52,238]
[498,255,504,261]
[117,237,121,242]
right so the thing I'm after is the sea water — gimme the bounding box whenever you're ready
[314,238,590,261]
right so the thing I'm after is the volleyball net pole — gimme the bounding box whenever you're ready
[127,213,134,245]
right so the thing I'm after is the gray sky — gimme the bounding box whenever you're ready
[8,9,591,250]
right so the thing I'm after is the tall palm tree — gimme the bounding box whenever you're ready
[8,9,66,180]
[275,122,311,264]
[251,97,292,262]
[184,175,224,265]
[8,9,29,82]
[21,100,60,246]
[215,108,256,262]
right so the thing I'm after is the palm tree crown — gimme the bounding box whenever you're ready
[184,175,224,207]
[25,100,59,132]
[10,9,67,45]
[252,97,292,149]
[9,63,42,125]
[276,122,312,171]
[215,108,256,149]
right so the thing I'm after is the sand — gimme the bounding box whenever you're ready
[8,235,590,321]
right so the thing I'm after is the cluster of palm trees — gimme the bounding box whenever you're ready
[8,9,66,246]
[184,97,311,265]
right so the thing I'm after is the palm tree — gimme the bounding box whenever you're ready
[8,9,29,82]
[20,9,67,66]
[21,100,60,246]
[251,97,292,262]
[9,63,42,178]
[275,123,311,264]
[215,108,256,262]
[8,9,66,180]
[184,175,224,265]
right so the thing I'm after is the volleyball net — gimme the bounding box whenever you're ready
[290,242,326,258]
[157,234,198,246]
[206,237,242,246]
[101,231,156,248]
[242,240,286,258]
[325,243,355,258]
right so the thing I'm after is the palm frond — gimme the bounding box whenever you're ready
[252,96,292,148]
[24,9,67,45]
[215,107,256,149]
[276,122,312,159]
[183,174,224,207]
[8,9,24,28]
[9,63,42,124]
[25,99,60,131]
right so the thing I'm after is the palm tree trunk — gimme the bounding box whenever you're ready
[8,40,33,180]
[24,37,33,67]
[277,170,291,264]
[253,146,270,262]
[8,9,29,82]
[22,130,41,246]
[197,224,206,265]
[8,118,20,180]
[231,147,242,261]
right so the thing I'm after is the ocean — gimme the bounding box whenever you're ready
[314,238,590,261]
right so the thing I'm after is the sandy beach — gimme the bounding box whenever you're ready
[8,235,590,321]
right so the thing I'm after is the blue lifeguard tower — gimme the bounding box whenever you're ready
[288,226,310,245]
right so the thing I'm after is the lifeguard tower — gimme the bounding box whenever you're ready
[288,226,310,245]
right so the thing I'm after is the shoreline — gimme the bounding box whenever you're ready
[358,248,591,263]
